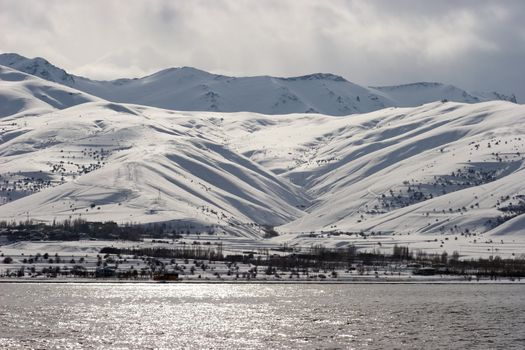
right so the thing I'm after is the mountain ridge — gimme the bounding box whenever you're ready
[0,53,517,116]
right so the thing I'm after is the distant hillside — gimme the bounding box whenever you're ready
[0,53,517,116]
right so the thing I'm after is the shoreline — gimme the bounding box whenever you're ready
[1,278,524,285]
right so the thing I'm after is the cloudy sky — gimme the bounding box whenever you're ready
[1,0,524,101]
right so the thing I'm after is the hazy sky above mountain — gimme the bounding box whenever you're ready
[0,0,524,101]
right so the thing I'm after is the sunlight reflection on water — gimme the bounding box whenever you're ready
[0,283,524,349]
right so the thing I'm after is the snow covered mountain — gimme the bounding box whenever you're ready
[0,101,308,236]
[0,53,75,85]
[371,82,517,106]
[0,70,524,240]
[0,53,517,115]
[0,55,523,255]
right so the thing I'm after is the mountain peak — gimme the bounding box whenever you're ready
[0,52,27,64]
[0,52,75,85]
[281,73,347,82]
[141,66,214,81]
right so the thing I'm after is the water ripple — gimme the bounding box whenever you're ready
[0,284,524,349]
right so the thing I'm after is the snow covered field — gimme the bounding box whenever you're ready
[1,237,523,283]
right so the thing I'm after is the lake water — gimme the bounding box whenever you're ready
[0,283,523,349]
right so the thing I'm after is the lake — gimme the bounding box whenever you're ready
[0,283,524,349]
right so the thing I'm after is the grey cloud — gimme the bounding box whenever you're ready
[0,0,523,101]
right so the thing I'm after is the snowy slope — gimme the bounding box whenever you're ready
[1,97,524,240]
[0,53,516,116]
[0,102,308,237]
[0,65,100,118]
[221,101,525,238]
